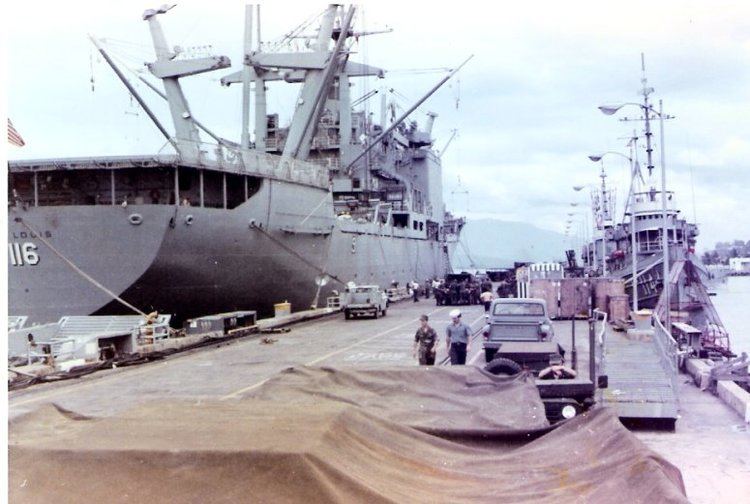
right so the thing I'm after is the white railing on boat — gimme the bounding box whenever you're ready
[653,315,681,399]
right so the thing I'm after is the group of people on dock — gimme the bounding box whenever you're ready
[412,309,473,366]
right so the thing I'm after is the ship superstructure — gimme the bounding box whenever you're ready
[7,5,466,324]
[582,169,700,309]
[580,59,731,356]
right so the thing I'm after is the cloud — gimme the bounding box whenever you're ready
[5,0,750,250]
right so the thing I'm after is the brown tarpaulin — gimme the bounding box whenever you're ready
[248,366,550,437]
[9,367,688,503]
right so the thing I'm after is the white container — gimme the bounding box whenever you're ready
[56,358,87,373]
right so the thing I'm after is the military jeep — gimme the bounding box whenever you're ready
[482,298,559,366]
[482,298,607,423]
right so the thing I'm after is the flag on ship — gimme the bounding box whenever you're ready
[8,119,25,147]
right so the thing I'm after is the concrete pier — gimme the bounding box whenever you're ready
[8,300,750,503]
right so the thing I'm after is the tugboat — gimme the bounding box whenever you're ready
[581,56,732,357]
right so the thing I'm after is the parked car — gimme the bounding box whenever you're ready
[343,285,388,320]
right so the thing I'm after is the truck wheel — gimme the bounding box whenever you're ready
[484,349,497,362]
[344,310,351,320]
[484,357,523,376]
[382,308,387,317]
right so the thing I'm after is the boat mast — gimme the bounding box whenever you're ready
[254,5,267,152]
[142,5,231,159]
[241,5,254,149]
[640,53,655,178]
[282,5,355,161]
[343,55,473,173]
[221,5,384,158]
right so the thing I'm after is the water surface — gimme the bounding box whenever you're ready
[711,275,750,355]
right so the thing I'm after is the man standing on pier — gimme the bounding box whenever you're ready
[413,314,438,365]
[446,309,471,365]
[480,289,494,313]
[411,280,420,302]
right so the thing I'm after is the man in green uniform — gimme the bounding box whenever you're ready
[413,314,438,365]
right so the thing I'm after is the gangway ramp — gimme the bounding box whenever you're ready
[599,323,679,429]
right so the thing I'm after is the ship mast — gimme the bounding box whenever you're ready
[254,5,267,152]
[282,5,354,160]
[142,5,231,160]
[221,4,384,158]
[640,53,656,179]
[240,5,254,149]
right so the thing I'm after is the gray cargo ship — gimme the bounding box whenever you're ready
[7,5,465,324]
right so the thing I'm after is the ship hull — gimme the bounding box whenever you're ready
[9,178,450,325]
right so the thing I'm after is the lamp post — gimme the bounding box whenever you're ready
[565,217,585,252]
[657,99,670,330]
[570,202,593,272]
[568,210,588,266]
[574,182,608,277]
[571,190,598,274]
[597,61,674,330]
[588,149,640,311]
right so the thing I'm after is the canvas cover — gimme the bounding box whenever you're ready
[9,366,688,503]
[248,366,550,437]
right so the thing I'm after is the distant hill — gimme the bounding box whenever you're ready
[452,218,567,269]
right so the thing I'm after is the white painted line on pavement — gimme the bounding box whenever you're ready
[221,306,450,399]
[468,347,484,366]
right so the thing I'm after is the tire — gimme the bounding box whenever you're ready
[381,308,387,317]
[484,357,523,376]
[373,309,379,319]
[344,310,351,320]
[484,348,497,362]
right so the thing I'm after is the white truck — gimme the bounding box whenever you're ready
[343,285,388,320]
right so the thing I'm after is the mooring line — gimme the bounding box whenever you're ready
[15,216,147,316]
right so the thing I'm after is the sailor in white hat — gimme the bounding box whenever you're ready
[445,309,472,365]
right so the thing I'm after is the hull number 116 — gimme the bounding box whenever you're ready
[9,242,40,266]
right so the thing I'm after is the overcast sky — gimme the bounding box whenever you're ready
[5,0,750,251]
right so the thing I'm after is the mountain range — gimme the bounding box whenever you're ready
[451,218,568,269]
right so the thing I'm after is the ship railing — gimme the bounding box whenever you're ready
[134,320,171,345]
[310,156,341,171]
[311,134,340,149]
[16,341,61,366]
[19,335,99,366]
[326,295,341,309]
[593,309,607,360]
[591,310,608,383]
[653,315,681,400]
[184,141,329,189]
[592,309,608,346]
[638,239,685,253]
[638,240,663,252]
